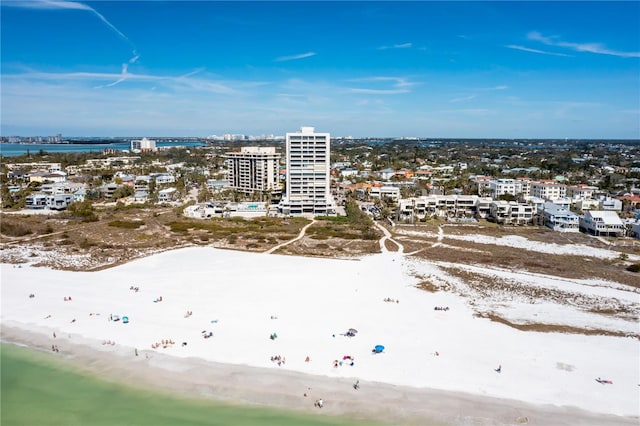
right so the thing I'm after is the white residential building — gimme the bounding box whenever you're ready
[397,195,493,221]
[488,178,523,198]
[369,186,401,203]
[158,187,178,203]
[599,197,623,211]
[29,171,67,184]
[566,184,598,200]
[580,211,625,237]
[530,180,566,201]
[5,162,61,172]
[25,193,73,210]
[206,179,229,191]
[134,176,151,192]
[574,199,600,212]
[130,137,157,152]
[154,173,176,185]
[339,168,359,178]
[378,168,397,180]
[543,202,580,232]
[224,147,281,195]
[40,181,85,195]
[516,178,532,197]
[489,201,534,225]
[279,127,336,216]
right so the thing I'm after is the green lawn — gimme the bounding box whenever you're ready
[1,344,376,426]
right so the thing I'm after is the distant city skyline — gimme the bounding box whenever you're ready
[1,1,639,139]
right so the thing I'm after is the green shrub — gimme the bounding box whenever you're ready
[626,263,640,273]
[167,221,194,233]
[108,220,144,229]
[67,200,98,222]
[78,238,94,249]
[0,221,32,237]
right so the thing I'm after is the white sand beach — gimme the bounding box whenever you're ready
[2,245,639,425]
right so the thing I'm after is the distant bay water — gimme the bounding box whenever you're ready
[0,141,205,157]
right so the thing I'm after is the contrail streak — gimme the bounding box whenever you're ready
[6,1,137,52]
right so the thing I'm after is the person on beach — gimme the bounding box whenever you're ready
[495,365,502,373]
[353,380,360,390]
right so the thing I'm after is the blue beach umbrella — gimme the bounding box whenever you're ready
[374,345,385,353]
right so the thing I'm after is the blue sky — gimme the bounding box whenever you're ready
[1,1,639,138]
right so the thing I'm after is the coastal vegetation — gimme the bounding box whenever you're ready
[108,220,145,229]
[312,201,381,241]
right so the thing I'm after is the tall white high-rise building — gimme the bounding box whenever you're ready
[279,126,336,216]
[224,147,281,195]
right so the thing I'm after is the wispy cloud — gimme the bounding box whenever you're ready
[349,77,417,88]
[527,31,640,58]
[444,109,493,116]
[378,42,412,50]
[346,76,418,95]
[273,52,316,62]
[5,67,238,95]
[549,101,600,119]
[348,88,410,95]
[505,44,571,57]
[97,63,129,88]
[178,68,205,79]
[449,95,476,103]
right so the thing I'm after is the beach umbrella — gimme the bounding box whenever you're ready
[122,316,129,324]
[348,328,358,334]
[374,345,385,353]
